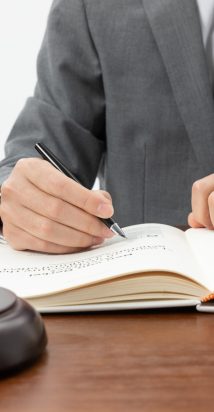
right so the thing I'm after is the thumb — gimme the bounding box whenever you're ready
[94,190,113,203]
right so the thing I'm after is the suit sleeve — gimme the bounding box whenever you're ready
[0,0,106,188]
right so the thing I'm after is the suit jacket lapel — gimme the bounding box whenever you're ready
[142,0,214,174]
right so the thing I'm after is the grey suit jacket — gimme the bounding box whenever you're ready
[0,0,214,227]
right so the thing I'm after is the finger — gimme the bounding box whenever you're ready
[188,212,204,228]
[3,223,83,254]
[10,180,114,239]
[2,202,104,248]
[191,174,214,228]
[17,158,114,218]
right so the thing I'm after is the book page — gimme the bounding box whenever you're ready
[185,228,214,291]
[0,223,202,298]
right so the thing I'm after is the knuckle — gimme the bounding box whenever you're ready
[1,180,14,199]
[15,158,30,172]
[15,158,25,169]
[192,179,204,195]
[49,173,67,195]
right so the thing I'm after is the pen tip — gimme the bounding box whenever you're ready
[111,223,127,238]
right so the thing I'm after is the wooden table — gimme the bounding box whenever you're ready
[0,309,214,412]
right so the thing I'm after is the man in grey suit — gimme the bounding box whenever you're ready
[0,0,213,253]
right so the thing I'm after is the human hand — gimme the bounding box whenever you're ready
[0,158,114,253]
[188,174,214,229]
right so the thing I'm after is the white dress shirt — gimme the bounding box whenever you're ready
[196,0,214,87]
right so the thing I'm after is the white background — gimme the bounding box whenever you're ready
[0,1,52,160]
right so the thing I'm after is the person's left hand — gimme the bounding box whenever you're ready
[188,174,214,229]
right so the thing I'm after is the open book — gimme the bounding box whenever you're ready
[0,223,214,313]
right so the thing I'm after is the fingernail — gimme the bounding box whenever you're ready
[102,192,112,201]
[97,203,114,216]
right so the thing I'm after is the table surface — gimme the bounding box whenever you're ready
[0,309,214,412]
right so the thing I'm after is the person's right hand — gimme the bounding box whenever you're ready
[0,158,114,254]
